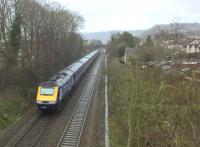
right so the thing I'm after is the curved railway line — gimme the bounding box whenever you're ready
[1,53,103,147]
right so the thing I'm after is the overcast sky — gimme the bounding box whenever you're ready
[53,0,200,32]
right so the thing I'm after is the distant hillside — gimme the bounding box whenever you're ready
[81,31,114,44]
[143,23,200,38]
[82,30,146,44]
[82,23,200,44]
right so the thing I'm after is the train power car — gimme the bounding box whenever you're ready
[36,50,99,111]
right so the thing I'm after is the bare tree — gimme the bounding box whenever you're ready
[0,0,85,89]
[170,19,184,62]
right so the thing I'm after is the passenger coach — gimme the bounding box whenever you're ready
[36,50,99,111]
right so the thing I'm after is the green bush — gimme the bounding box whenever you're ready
[0,87,32,130]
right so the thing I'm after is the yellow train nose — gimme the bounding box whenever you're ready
[36,86,58,102]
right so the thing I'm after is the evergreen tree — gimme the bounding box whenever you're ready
[7,10,21,65]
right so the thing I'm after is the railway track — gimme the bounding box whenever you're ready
[3,110,41,147]
[3,55,102,147]
[4,113,57,147]
[14,115,53,147]
[57,57,101,147]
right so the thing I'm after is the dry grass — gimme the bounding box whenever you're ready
[108,61,200,147]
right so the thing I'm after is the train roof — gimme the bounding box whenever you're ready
[55,72,72,86]
[40,81,58,87]
[78,57,89,63]
[84,50,98,58]
[39,50,99,87]
[66,62,83,73]
[67,50,98,73]
[46,69,73,87]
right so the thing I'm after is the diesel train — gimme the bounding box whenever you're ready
[36,50,99,111]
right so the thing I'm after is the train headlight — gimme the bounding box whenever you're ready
[49,101,56,104]
[36,100,42,104]
[36,100,56,104]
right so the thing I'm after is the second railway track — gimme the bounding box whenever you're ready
[57,56,101,147]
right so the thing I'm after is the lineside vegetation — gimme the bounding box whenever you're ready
[107,32,200,147]
[0,0,84,130]
[108,60,200,147]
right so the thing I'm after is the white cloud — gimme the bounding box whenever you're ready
[52,0,200,32]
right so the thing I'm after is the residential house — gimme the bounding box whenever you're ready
[186,40,200,53]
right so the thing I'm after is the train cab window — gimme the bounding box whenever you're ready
[40,87,55,95]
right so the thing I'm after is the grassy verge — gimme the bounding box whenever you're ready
[108,60,200,147]
[0,86,33,131]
